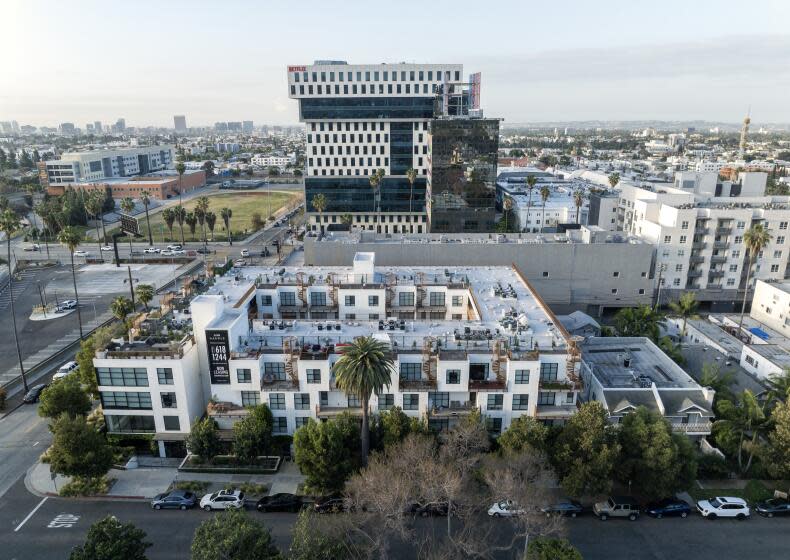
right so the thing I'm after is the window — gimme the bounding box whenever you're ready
[429,392,450,409]
[236,369,251,383]
[429,292,445,306]
[677,249,685,257]
[399,292,415,306]
[294,393,310,410]
[446,369,460,384]
[451,295,464,306]
[675,264,683,272]
[663,235,671,244]
[512,394,529,410]
[242,391,259,406]
[538,392,556,405]
[679,236,687,244]
[400,363,421,381]
[781,222,788,230]
[542,271,549,278]
[280,291,296,306]
[540,363,558,381]
[295,417,310,430]
[566,392,575,404]
[368,295,379,306]
[97,367,148,387]
[734,236,743,244]
[729,265,738,272]
[163,416,180,431]
[403,394,419,410]
[613,271,620,278]
[269,393,286,410]
[348,394,361,407]
[732,250,741,258]
[310,292,327,306]
[778,236,785,244]
[486,417,502,435]
[737,221,745,229]
[774,251,783,259]
[345,295,355,306]
[378,394,394,410]
[264,362,286,380]
[160,392,177,408]
[673,278,681,286]
[771,264,780,273]
[681,221,689,230]
[272,417,288,434]
[487,394,503,410]
[157,368,173,385]
[515,369,530,384]
[100,391,152,410]
[306,369,321,383]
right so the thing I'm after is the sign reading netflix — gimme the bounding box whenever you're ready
[288,65,306,72]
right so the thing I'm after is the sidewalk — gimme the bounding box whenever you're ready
[26,460,305,500]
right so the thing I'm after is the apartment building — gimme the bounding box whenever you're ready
[616,171,790,308]
[251,155,294,169]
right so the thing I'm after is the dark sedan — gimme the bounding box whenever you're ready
[645,498,691,518]
[23,384,48,404]
[150,490,198,510]
[314,496,348,514]
[541,499,584,518]
[756,498,790,517]
[256,493,303,513]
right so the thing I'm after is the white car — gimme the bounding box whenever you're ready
[57,300,78,310]
[199,490,245,511]
[100,245,113,252]
[488,500,524,518]
[172,249,186,256]
[240,249,250,258]
[144,247,161,254]
[166,244,183,251]
[53,361,79,380]
[696,497,750,520]
[73,250,90,257]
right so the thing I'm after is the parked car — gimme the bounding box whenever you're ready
[488,500,524,518]
[196,247,211,254]
[172,249,186,256]
[151,490,198,510]
[593,496,640,521]
[240,249,250,258]
[314,496,348,514]
[696,497,750,520]
[160,250,174,256]
[23,384,48,403]
[256,493,303,513]
[645,498,691,519]
[166,244,182,251]
[144,247,161,254]
[52,361,79,380]
[541,499,584,518]
[755,497,790,517]
[233,259,246,267]
[406,501,449,517]
[73,250,90,257]
[200,490,245,511]
[100,245,113,252]
[23,244,41,252]
[56,300,78,311]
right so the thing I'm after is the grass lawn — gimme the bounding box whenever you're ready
[120,191,301,243]
[687,479,775,504]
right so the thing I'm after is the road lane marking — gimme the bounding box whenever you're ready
[48,514,80,528]
[32,441,39,447]
[14,497,48,532]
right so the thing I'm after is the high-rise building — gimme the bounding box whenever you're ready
[214,122,228,133]
[115,118,126,132]
[94,121,103,133]
[227,121,242,132]
[59,122,76,135]
[242,120,254,133]
[174,115,187,132]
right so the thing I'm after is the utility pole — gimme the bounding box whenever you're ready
[127,265,136,307]
[654,263,667,310]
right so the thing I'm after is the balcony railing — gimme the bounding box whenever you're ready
[399,378,437,391]
[708,270,725,278]
[428,402,477,417]
[671,422,712,434]
[315,404,363,417]
[713,241,729,250]
[469,378,507,391]
[539,379,575,390]
[689,255,705,264]
[687,270,703,278]
[694,227,709,235]
[716,226,732,235]
[101,336,194,360]
[261,377,299,391]
[710,256,727,264]
[692,242,707,250]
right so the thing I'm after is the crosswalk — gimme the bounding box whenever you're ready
[0,270,38,311]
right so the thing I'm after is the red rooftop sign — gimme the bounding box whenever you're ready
[288,66,306,72]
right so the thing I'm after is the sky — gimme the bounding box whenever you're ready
[3,0,790,127]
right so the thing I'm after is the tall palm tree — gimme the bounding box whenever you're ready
[765,370,790,403]
[340,213,353,230]
[196,196,210,250]
[220,207,233,246]
[0,209,28,391]
[738,224,772,335]
[194,207,206,244]
[84,191,105,261]
[140,192,153,246]
[175,161,186,204]
[162,207,176,242]
[57,226,84,339]
[333,336,394,464]
[120,197,136,254]
[368,168,385,232]
[608,173,620,189]
[205,211,217,241]
[502,197,513,232]
[174,206,187,245]
[185,212,197,237]
[573,189,584,224]
[135,283,155,311]
[669,292,699,338]
[524,176,537,232]
[311,193,327,233]
[111,296,134,339]
[715,389,770,475]
[539,186,550,233]
[406,167,418,214]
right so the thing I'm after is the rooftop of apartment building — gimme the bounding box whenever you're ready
[710,313,790,365]
[312,229,648,246]
[57,144,174,158]
[685,317,744,357]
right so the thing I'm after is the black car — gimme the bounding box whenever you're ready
[406,501,449,517]
[756,498,790,517]
[150,489,198,510]
[645,498,692,519]
[256,493,303,513]
[314,495,348,514]
[23,384,48,403]
[541,499,584,518]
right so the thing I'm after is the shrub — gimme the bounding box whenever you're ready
[697,453,732,479]
[172,480,210,493]
[60,476,112,497]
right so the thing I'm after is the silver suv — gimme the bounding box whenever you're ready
[593,496,640,521]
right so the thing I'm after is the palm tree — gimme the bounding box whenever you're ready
[84,191,105,261]
[196,196,210,250]
[368,168,385,232]
[669,292,699,339]
[57,226,84,339]
[311,193,327,233]
[765,370,790,403]
[175,161,186,204]
[539,186,550,233]
[174,206,186,245]
[111,296,134,339]
[406,167,418,214]
[738,224,772,336]
[614,305,666,341]
[120,197,136,255]
[140,192,153,246]
[185,212,197,237]
[608,173,620,188]
[194,207,206,243]
[524,176,537,232]
[220,207,233,246]
[162,208,176,242]
[502,197,513,232]
[205,211,217,241]
[135,283,155,311]
[715,389,770,475]
[332,336,394,464]
[700,363,736,404]
[573,190,584,224]
[0,209,28,391]
[340,213,353,230]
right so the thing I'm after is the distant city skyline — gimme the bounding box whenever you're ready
[3,0,790,127]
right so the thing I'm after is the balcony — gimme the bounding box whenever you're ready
[278,303,306,313]
[671,422,712,434]
[713,241,729,250]
[687,269,703,278]
[692,242,707,250]
[315,404,363,417]
[428,402,477,417]
[539,379,575,391]
[716,226,732,235]
[100,336,194,360]
[689,255,705,264]
[469,378,507,391]
[399,377,437,391]
[207,401,249,430]
[708,270,725,278]
[694,227,709,235]
[261,377,299,391]
[710,255,727,264]
[536,403,578,418]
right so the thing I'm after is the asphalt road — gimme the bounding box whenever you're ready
[0,404,51,499]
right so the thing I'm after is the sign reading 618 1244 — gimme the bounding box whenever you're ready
[206,330,230,384]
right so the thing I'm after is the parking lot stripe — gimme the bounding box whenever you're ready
[14,497,48,532]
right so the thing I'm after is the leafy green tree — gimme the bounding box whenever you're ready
[191,509,280,560]
[614,305,665,341]
[186,417,221,462]
[498,415,549,454]
[528,538,582,560]
[84,191,106,255]
[658,336,685,365]
[58,226,84,339]
[738,224,772,334]
[75,325,116,399]
[69,516,151,560]
[377,406,428,448]
[201,160,214,179]
[233,404,274,463]
[615,407,696,499]
[48,413,114,479]
[120,197,136,253]
[135,284,155,310]
[552,402,620,497]
[288,510,348,560]
[573,190,584,224]
[765,398,790,479]
[699,363,735,404]
[766,369,790,403]
[333,336,394,464]
[669,292,699,338]
[39,376,92,419]
[294,413,361,493]
[714,390,770,475]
